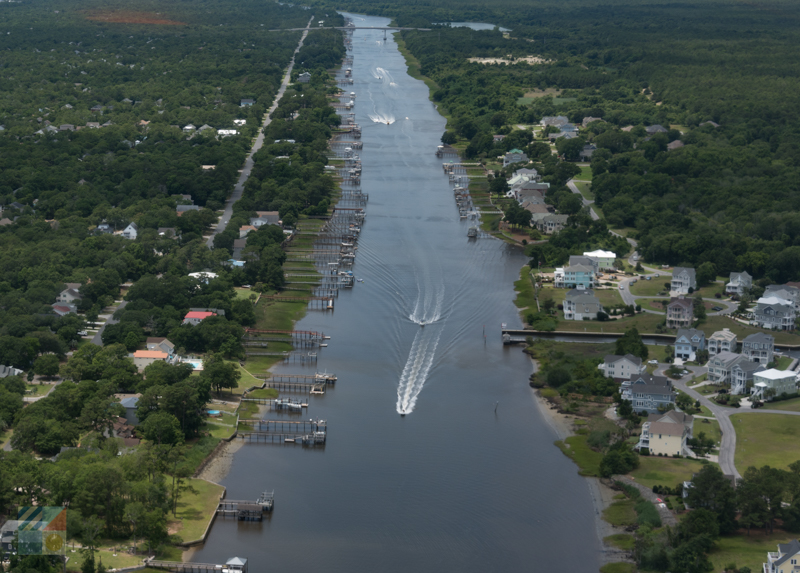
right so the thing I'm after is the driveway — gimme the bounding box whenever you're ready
[617,276,737,316]
[207,18,313,247]
[91,300,128,346]
[567,179,599,221]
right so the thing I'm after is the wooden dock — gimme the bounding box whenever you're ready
[216,491,275,520]
[237,419,327,445]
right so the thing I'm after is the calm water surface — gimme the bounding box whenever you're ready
[190,13,599,572]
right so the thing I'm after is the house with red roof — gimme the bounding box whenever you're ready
[183,310,216,325]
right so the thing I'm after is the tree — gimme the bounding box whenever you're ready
[33,354,60,379]
[555,135,586,161]
[124,502,146,554]
[441,131,456,145]
[615,327,649,360]
[686,464,738,533]
[693,294,707,320]
[696,262,717,287]
[141,412,184,446]
[678,508,720,541]
[199,354,242,395]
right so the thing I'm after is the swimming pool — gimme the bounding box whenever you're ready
[183,359,204,370]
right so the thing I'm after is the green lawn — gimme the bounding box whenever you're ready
[594,288,624,307]
[234,287,257,301]
[630,279,671,297]
[246,387,279,399]
[602,499,637,527]
[627,456,708,490]
[254,299,308,331]
[710,532,794,573]
[528,340,616,361]
[575,165,593,181]
[514,266,538,312]
[776,355,793,370]
[638,297,669,312]
[604,534,635,551]
[555,434,603,476]
[600,563,636,573]
[554,312,665,333]
[731,413,800,471]
[697,316,800,345]
[769,397,800,412]
[26,382,55,396]
[204,422,236,439]
[694,418,722,447]
[93,548,146,570]
[170,478,225,544]
[645,344,672,363]
[574,181,593,200]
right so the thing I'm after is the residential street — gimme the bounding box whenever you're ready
[567,179,599,221]
[617,275,738,316]
[206,18,314,247]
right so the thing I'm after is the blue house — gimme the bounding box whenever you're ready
[674,328,705,361]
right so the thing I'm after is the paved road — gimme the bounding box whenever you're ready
[617,276,737,316]
[567,179,599,221]
[207,18,313,248]
[654,365,800,480]
[91,300,128,346]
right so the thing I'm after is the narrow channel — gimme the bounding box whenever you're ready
[190,14,600,572]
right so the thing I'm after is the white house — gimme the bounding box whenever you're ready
[674,328,705,361]
[754,297,796,331]
[752,369,798,401]
[671,267,697,294]
[764,284,800,309]
[726,271,752,296]
[730,360,766,395]
[132,350,168,372]
[599,354,645,380]
[122,222,138,240]
[583,250,616,270]
[298,72,312,83]
[708,329,737,356]
[56,283,82,305]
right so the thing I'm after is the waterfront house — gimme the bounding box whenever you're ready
[763,539,800,573]
[754,297,796,331]
[666,296,693,329]
[742,332,775,364]
[513,181,550,204]
[122,222,138,240]
[731,360,766,395]
[568,255,599,272]
[513,167,540,180]
[562,289,603,320]
[671,267,697,294]
[182,311,216,325]
[536,214,569,235]
[752,369,798,401]
[636,410,693,456]
[620,374,675,414]
[132,350,168,372]
[599,354,645,380]
[503,149,528,167]
[583,250,616,270]
[707,351,742,384]
[764,284,800,308]
[708,328,737,355]
[560,264,595,289]
[726,271,752,296]
[674,328,705,361]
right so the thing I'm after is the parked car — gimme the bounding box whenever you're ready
[711,306,723,311]
[648,359,658,365]
[619,285,624,290]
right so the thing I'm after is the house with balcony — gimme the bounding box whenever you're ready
[536,214,569,235]
[754,297,796,331]
[752,369,798,401]
[707,351,744,384]
[726,271,752,296]
[636,410,693,456]
[742,332,775,364]
[146,337,175,356]
[671,267,697,294]
[56,283,83,305]
[620,374,675,414]
[568,255,599,273]
[764,539,800,573]
[667,296,694,329]
[708,329,737,356]
[599,354,645,380]
[583,250,616,270]
[731,360,766,395]
[764,284,800,309]
[559,264,595,289]
[562,289,603,320]
[674,328,705,361]
[503,149,528,167]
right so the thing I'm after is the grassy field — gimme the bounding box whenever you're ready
[630,279,671,297]
[555,434,603,476]
[627,456,708,490]
[731,413,800,471]
[530,340,616,360]
[776,355,793,370]
[594,288,625,307]
[574,181,593,201]
[768,397,800,412]
[554,312,665,333]
[694,418,722,448]
[254,299,308,331]
[233,287,256,301]
[638,298,669,312]
[575,165,593,181]
[644,344,672,363]
[710,531,794,573]
[697,316,800,345]
[514,266,537,312]
[169,478,225,544]
[604,534,635,551]
[602,499,637,527]
[93,548,145,569]
[599,563,635,573]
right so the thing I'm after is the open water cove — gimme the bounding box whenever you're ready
[191,14,599,572]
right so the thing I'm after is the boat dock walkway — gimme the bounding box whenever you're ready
[237,419,327,445]
[216,491,274,520]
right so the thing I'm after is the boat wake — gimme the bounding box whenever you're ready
[368,112,395,124]
[396,326,441,415]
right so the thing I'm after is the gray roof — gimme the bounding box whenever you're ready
[646,124,668,133]
[711,351,741,366]
[732,360,764,374]
[668,297,693,310]
[743,332,774,344]
[120,396,139,408]
[776,540,800,567]
[672,267,696,281]
[630,374,673,396]
[604,354,642,367]
[176,205,200,212]
[675,328,704,342]
[568,255,596,268]
[565,264,594,273]
[544,214,569,223]
[730,271,752,282]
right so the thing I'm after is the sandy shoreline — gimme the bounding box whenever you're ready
[530,374,633,566]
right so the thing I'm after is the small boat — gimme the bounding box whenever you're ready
[420,322,425,327]
[400,413,406,417]
[357,278,364,282]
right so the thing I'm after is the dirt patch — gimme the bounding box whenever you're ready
[523,88,562,98]
[85,10,186,25]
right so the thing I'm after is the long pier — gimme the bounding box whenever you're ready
[216,490,275,520]
[237,419,327,444]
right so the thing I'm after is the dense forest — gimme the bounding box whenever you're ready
[307,0,800,285]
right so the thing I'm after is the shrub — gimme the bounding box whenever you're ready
[635,500,662,527]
